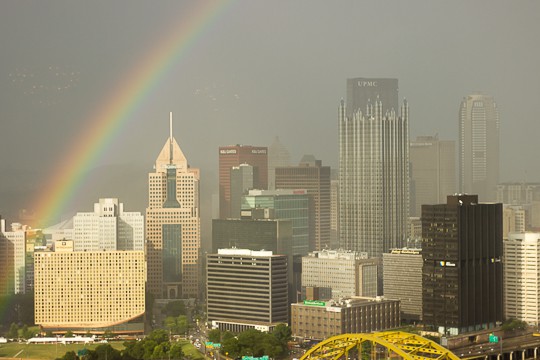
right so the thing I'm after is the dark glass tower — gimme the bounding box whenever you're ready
[422,194,503,334]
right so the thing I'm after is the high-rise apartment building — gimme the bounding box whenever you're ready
[268,136,291,190]
[504,233,540,326]
[422,195,503,335]
[503,205,526,239]
[302,249,378,299]
[206,249,288,332]
[34,240,145,334]
[146,114,200,299]
[382,248,423,321]
[73,198,144,252]
[459,93,500,202]
[219,145,268,219]
[275,155,330,251]
[410,135,456,217]
[339,91,409,258]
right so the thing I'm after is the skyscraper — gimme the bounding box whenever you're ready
[422,195,503,334]
[229,164,254,219]
[409,135,456,217]
[219,145,268,219]
[268,136,291,190]
[459,93,500,202]
[339,81,409,258]
[275,155,331,251]
[146,113,200,299]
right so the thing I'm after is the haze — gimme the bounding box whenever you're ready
[1,1,539,247]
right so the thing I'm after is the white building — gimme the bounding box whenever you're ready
[302,249,378,299]
[73,198,144,252]
[0,219,26,294]
[504,233,540,326]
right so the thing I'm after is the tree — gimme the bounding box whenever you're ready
[163,300,186,317]
[123,340,145,360]
[150,343,168,360]
[207,329,221,343]
[169,343,183,360]
[91,344,121,360]
[7,323,18,339]
[147,329,169,344]
[21,324,33,339]
[103,330,114,339]
[272,324,291,347]
[163,315,189,335]
[57,351,78,360]
[65,330,74,338]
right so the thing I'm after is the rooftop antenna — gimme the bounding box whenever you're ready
[169,111,173,164]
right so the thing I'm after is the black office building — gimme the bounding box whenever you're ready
[422,194,503,335]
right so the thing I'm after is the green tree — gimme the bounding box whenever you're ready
[143,340,158,360]
[169,343,183,360]
[21,324,33,339]
[272,324,292,347]
[222,336,240,358]
[65,330,74,338]
[7,323,18,339]
[163,300,186,317]
[150,343,169,360]
[123,340,145,360]
[57,350,78,360]
[103,330,114,339]
[91,344,121,360]
[147,329,169,344]
[163,315,189,335]
[207,329,221,343]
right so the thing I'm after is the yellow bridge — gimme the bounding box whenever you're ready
[300,331,460,360]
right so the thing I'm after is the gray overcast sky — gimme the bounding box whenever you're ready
[1,1,539,227]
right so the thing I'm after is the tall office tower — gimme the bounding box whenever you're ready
[422,195,503,335]
[346,78,399,117]
[242,189,309,256]
[409,135,456,217]
[241,189,309,303]
[73,198,144,252]
[459,93,500,202]
[146,114,200,299]
[275,155,331,251]
[382,248,423,322]
[330,178,340,249]
[219,145,268,219]
[504,233,540,326]
[496,182,540,204]
[339,97,409,258]
[34,240,146,334]
[268,136,291,190]
[302,249,378,299]
[229,164,254,219]
[206,249,288,332]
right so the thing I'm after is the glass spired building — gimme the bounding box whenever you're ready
[338,80,409,258]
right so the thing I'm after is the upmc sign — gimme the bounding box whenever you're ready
[358,80,378,87]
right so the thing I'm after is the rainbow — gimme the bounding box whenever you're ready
[31,1,232,227]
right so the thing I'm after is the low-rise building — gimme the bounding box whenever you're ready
[291,297,400,340]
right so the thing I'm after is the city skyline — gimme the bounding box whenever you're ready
[1,1,539,228]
